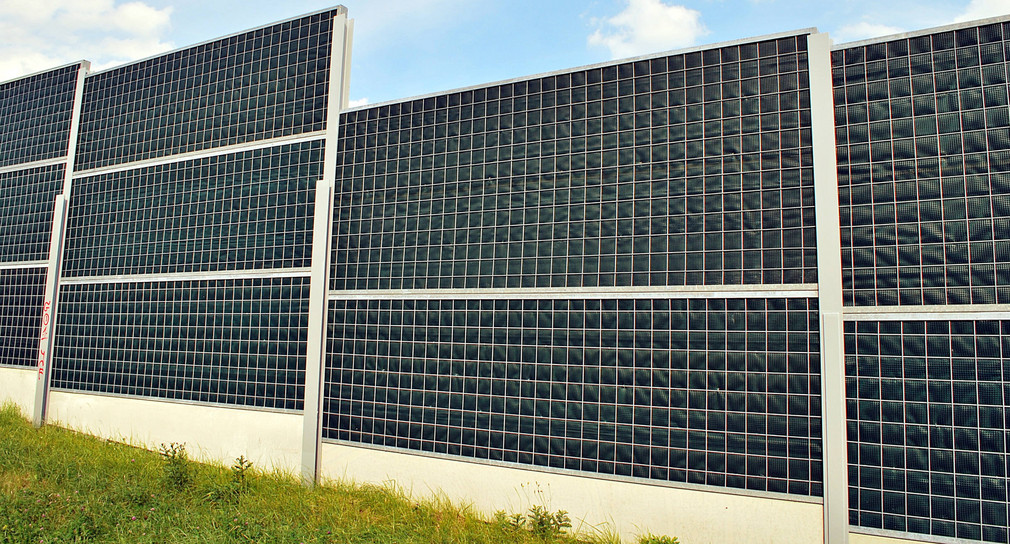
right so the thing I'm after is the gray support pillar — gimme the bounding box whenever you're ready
[807,32,848,544]
[62,61,89,197]
[33,195,68,427]
[32,60,88,428]
[301,7,353,486]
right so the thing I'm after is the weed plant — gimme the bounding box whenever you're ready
[496,505,573,539]
[157,442,192,491]
[637,535,681,544]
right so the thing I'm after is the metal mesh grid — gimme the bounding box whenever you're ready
[834,22,1010,306]
[75,10,336,171]
[0,163,63,263]
[846,319,1010,543]
[332,34,817,290]
[324,297,822,496]
[0,64,79,168]
[62,141,322,278]
[0,267,46,368]
[53,276,309,410]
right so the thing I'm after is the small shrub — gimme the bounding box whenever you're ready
[158,442,192,490]
[527,505,571,538]
[494,506,571,539]
[493,510,525,531]
[638,534,680,544]
[230,455,253,491]
[206,455,254,503]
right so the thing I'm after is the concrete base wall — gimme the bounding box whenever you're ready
[850,531,935,544]
[0,366,36,417]
[320,441,824,544]
[11,386,832,544]
[47,391,303,472]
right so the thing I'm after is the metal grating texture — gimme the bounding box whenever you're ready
[332,34,818,290]
[835,22,1010,307]
[0,64,79,168]
[52,276,310,410]
[62,141,322,278]
[0,267,46,368]
[846,319,1010,544]
[325,297,823,496]
[74,9,337,171]
[0,164,63,264]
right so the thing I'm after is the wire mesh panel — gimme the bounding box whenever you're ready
[0,64,80,168]
[0,164,63,264]
[325,297,822,496]
[75,9,338,171]
[53,276,310,410]
[836,18,1010,544]
[846,319,1010,543]
[332,34,818,290]
[0,267,46,368]
[62,141,323,278]
[48,9,345,412]
[325,30,825,500]
[834,22,1010,306]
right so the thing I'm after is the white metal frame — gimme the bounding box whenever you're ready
[29,7,357,437]
[301,6,354,486]
[807,32,849,544]
[32,60,89,426]
[32,195,67,426]
[321,27,845,514]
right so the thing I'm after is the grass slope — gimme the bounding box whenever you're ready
[0,404,599,544]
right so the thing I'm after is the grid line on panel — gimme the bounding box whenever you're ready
[72,132,327,179]
[62,141,323,278]
[845,319,1010,544]
[53,276,310,410]
[324,297,823,497]
[61,267,312,286]
[834,22,1010,307]
[326,284,821,300]
[75,11,337,171]
[0,267,46,368]
[0,164,64,264]
[0,64,79,168]
[332,34,818,291]
[0,157,67,176]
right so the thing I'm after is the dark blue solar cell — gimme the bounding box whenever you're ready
[0,267,47,368]
[332,34,818,291]
[0,64,81,168]
[52,276,309,410]
[324,297,822,497]
[75,10,338,170]
[0,163,64,263]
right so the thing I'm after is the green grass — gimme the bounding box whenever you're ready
[0,403,600,544]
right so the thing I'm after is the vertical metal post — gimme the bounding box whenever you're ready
[33,195,68,427]
[62,61,89,198]
[301,7,353,486]
[807,32,849,544]
[32,60,87,428]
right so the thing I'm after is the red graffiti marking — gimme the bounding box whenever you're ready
[37,300,51,380]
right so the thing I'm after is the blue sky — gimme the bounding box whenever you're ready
[1,0,1009,105]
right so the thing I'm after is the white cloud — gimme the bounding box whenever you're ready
[588,0,708,60]
[0,0,173,82]
[347,98,370,108]
[833,21,905,44]
[954,0,1010,22]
